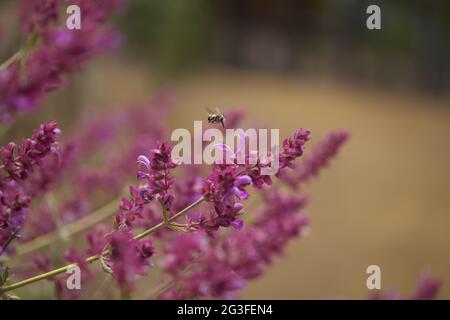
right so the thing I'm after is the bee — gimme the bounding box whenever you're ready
[206,107,225,128]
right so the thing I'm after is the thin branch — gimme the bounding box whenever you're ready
[1,229,19,255]
[14,196,121,257]
[0,50,23,70]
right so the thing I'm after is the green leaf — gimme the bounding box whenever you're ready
[0,266,9,286]
[167,223,188,232]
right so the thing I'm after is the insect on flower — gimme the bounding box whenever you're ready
[206,107,225,128]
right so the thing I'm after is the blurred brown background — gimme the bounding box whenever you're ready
[2,0,450,299]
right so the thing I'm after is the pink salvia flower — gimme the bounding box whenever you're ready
[160,187,309,299]
[281,130,350,189]
[19,0,59,34]
[0,0,124,123]
[137,142,177,211]
[0,122,61,254]
[0,121,60,181]
[109,231,155,294]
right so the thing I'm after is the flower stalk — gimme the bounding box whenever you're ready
[14,197,122,257]
[0,50,24,71]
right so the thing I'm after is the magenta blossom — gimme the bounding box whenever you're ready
[0,121,60,181]
[281,130,349,189]
[200,128,311,234]
[201,164,249,233]
[160,188,310,299]
[108,231,155,294]
[19,0,58,34]
[0,0,124,123]
[137,142,178,212]
[0,122,61,255]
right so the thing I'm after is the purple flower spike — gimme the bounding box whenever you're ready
[0,0,124,122]
[109,231,155,294]
[137,155,150,170]
[0,121,62,253]
[234,175,252,188]
[116,142,178,231]
[230,220,244,230]
[235,189,249,200]
[280,130,349,189]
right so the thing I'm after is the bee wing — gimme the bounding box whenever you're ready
[206,107,214,115]
[215,107,221,114]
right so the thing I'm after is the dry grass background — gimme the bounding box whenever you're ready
[28,57,450,299]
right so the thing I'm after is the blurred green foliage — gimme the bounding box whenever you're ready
[119,0,217,77]
[118,0,450,92]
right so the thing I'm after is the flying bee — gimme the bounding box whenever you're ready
[206,107,225,128]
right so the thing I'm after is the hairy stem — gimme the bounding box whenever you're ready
[0,196,205,293]
[14,197,122,257]
[1,229,19,255]
[0,33,39,71]
[0,50,23,70]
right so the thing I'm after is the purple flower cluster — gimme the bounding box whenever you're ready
[1,104,441,301]
[108,231,155,294]
[22,94,173,241]
[137,142,178,212]
[282,130,350,189]
[0,3,438,302]
[160,188,309,299]
[160,231,245,299]
[115,140,179,233]
[0,121,60,180]
[0,121,61,255]
[200,128,311,233]
[145,129,352,299]
[0,0,124,123]
[85,127,316,298]
[115,185,155,232]
[19,0,59,34]
[201,165,251,232]
[85,224,109,256]
[0,0,441,302]
[0,181,30,254]
[33,228,156,297]
[278,128,312,172]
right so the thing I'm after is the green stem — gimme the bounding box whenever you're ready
[1,229,19,254]
[0,50,23,70]
[0,196,205,293]
[14,197,121,257]
[0,32,40,71]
